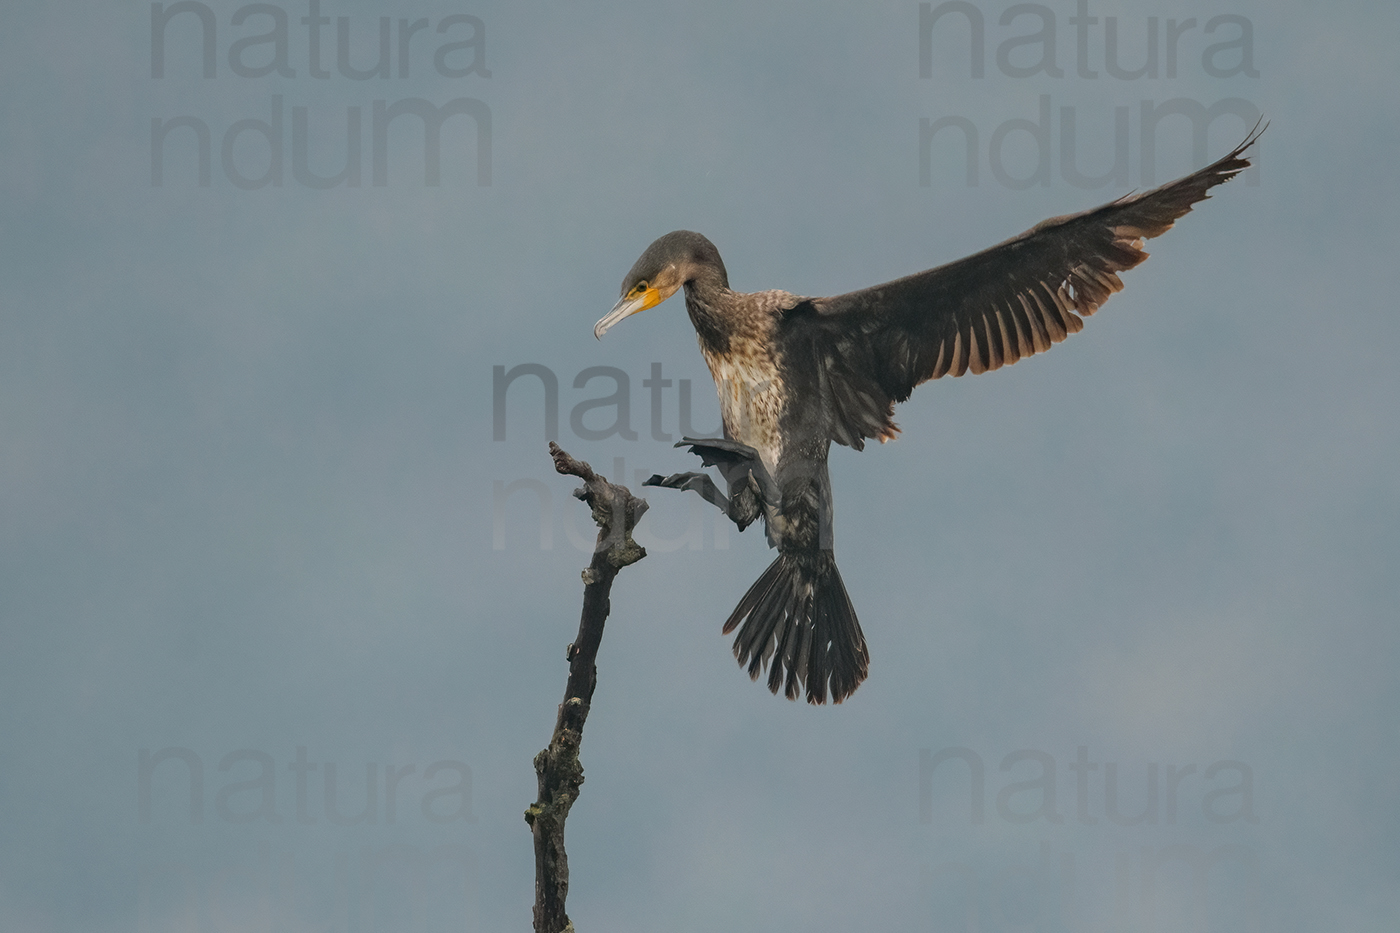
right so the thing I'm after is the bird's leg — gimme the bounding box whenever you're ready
[725,471,764,532]
[643,471,730,514]
[674,437,781,510]
[641,437,780,534]
[644,468,765,532]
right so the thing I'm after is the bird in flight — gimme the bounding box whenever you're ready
[593,126,1262,705]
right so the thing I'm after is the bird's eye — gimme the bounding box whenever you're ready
[632,282,648,297]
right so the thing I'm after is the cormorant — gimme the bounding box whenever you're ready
[593,127,1261,705]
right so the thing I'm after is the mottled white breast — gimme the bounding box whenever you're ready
[701,345,784,477]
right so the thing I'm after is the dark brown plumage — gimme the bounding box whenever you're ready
[594,125,1261,704]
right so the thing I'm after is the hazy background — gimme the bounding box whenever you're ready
[2,0,1397,930]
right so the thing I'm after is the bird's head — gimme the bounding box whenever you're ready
[594,230,728,338]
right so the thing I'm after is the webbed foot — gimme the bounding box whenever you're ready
[675,436,762,463]
[675,437,780,507]
[643,471,730,514]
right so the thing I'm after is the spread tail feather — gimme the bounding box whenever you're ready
[723,553,870,704]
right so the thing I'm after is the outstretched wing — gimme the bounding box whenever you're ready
[785,125,1262,450]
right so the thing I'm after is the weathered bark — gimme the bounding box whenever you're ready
[525,443,648,933]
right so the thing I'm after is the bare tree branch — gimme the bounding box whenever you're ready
[525,443,648,933]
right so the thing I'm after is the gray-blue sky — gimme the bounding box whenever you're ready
[1,0,1397,930]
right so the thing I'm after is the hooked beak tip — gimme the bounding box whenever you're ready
[593,293,645,340]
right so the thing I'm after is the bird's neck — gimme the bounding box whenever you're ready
[683,274,734,354]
